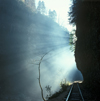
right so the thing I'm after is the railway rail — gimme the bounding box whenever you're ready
[64,83,84,101]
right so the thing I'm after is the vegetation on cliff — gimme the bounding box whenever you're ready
[47,81,70,100]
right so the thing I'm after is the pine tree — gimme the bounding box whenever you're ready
[48,10,57,21]
[25,0,36,12]
[37,1,46,14]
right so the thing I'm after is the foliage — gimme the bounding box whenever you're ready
[69,0,100,25]
[69,0,82,24]
[45,85,52,100]
[69,30,77,52]
[37,1,46,14]
[48,10,57,21]
[24,0,36,12]
[47,80,70,100]
[60,79,70,91]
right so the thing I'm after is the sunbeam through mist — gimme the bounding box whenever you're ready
[0,0,83,101]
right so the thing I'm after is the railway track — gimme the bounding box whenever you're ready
[64,83,84,101]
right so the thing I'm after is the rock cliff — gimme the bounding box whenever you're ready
[69,0,100,94]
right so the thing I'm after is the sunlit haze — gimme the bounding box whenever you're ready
[35,0,74,32]
[1,0,82,101]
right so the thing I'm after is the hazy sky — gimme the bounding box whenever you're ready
[35,0,74,32]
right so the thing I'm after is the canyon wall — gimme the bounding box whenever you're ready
[70,0,100,92]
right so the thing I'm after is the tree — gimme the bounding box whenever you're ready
[48,10,57,21]
[37,53,48,101]
[37,1,46,14]
[69,0,82,24]
[33,51,51,101]
[24,0,36,12]
[45,85,52,99]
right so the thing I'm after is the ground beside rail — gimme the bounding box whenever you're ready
[48,86,71,101]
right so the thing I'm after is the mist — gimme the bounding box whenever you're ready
[0,0,83,100]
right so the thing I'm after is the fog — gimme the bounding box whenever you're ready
[0,0,83,100]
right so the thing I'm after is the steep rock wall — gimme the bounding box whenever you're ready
[70,0,100,92]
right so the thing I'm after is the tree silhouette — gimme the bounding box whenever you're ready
[37,1,46,14]
[34,51,51,101]
[45,85,52,99]
[49,10,57,21]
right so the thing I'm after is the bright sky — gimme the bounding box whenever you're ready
[35,0,75,32]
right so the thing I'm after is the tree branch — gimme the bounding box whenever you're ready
[37,51,51,101]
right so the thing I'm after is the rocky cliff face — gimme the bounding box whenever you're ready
[70,0,100,93]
